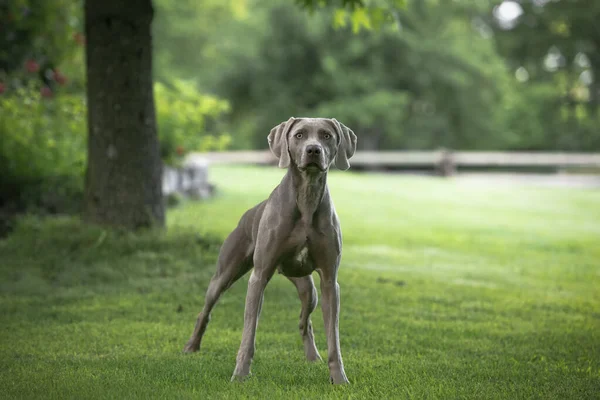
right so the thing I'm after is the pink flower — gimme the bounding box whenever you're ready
[53,69,67,85]
[73,32,86,46]
[25,59,39,73]
[40,86,53,98]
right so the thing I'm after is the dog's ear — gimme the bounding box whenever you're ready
[331,119,357,171]
[267,117,299,168]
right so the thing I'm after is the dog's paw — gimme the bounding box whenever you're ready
[329,373,350,385]
[182,341,199,354]
[230,372,252,383]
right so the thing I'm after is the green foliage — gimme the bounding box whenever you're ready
[490,0,600,151]
[0,0,85,89]
[155,80,232,166]
[316,91,411,149]
[1,166,599,398]
[330,1,402,32]
[0,83,87,185]
[296,0,366,8]
[295,0,407,19]
[152,0,250,85]
[0,84,86,218]
[206,1,516,150]
[0,0,84,217]
[151,0,600,152]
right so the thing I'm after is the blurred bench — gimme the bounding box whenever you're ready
[163,157,215,199]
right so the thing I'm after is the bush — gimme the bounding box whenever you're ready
[0,82,87,186]
[0,83,86,235]
[0,0,83,78]
[155,79,232,166]
[0,76,233,237]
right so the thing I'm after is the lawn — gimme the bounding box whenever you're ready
[1,165,599,399]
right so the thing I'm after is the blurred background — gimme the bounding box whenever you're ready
[2,2,600,396]
[1,0,600,231]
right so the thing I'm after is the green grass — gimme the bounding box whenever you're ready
[1,165,599,399]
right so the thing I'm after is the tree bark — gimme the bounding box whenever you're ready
[84,0,164,229]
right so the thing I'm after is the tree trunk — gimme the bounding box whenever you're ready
[84,0,164,229]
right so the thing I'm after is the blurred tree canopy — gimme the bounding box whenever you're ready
[4,0,598,158]
[152,0,600,152]
[490,0,600,150]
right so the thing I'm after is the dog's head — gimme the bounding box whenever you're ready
[267,117,357,173]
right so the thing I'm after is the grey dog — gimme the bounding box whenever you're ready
[183,117,357,384]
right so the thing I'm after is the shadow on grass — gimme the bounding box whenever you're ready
[0,215,223,296]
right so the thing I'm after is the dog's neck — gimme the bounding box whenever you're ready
[286,166,328,224]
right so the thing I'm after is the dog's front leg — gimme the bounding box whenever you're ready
[319,268,349,384]
[231,265,274,381]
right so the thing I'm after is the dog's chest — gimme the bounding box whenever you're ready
[293,246,310,265]
[278,239,315,278]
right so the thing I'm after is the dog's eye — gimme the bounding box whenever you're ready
[323,133,331,140]
[295,133,303,139]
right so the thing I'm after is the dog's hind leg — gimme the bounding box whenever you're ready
[183,227,253,353]
[288,275,322,362]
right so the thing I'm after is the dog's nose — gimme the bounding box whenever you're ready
[306,144,322,156]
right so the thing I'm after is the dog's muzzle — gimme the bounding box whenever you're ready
[300,144,326,171]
